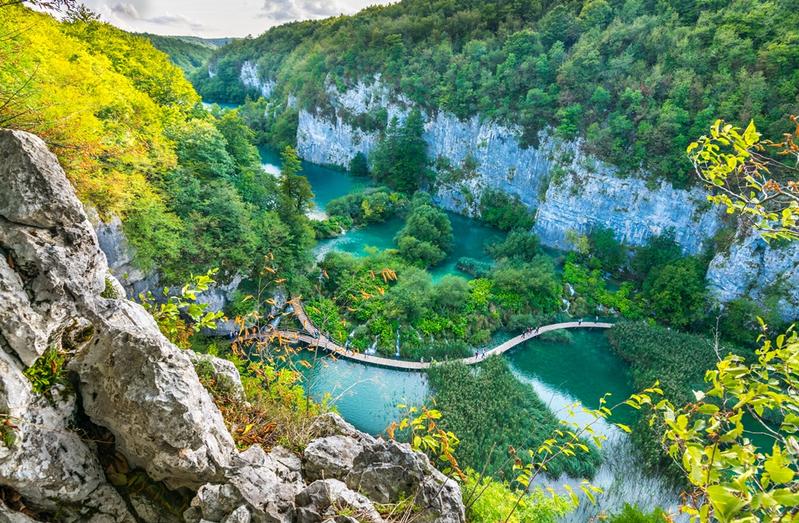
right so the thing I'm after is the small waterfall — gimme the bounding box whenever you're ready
[344,329,356,351]
[561,297,571,314]
[365,337,378,355]
[395,327,401,358]
[509,366,685,522]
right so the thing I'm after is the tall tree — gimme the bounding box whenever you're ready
[278,145,313,216]
[371,109,429,193]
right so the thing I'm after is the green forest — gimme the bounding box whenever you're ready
[0,7,313,286]
[196,0,799,186]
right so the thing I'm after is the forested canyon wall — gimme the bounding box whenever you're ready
[286,78,799,319]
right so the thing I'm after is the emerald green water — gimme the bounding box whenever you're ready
[259,146,370,211]
[297,354,429,435]
[507,330,636,428]
[258,145,634,438]
[296,330,634,437]
[260,146,502,280]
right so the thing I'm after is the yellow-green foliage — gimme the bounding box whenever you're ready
[463,470,575,523]
[22,347,66,395]
[0,7,305,283]
[0,6,191,216]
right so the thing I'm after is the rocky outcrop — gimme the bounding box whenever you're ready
[94,216,159,298]
[534,164,722,253]
[187,350,246,402]
[301,420,463,523]
[0,128,464,522]
[293,79,723,255]
[295,479,383,523]
[706,229,799,321]
[240,61,275,99]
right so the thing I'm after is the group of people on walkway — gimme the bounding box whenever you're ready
[473,349,488,360]
[521,326,540,339]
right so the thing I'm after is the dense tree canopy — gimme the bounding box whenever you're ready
[0,7,312,283]
[394,193,454,267]
[197,0,799,186]
[371,109,429,193]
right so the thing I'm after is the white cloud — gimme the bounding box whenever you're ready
[104,1,205,31]
[260,0,372,24]
[81,0,394,38]
[109,2,139,19]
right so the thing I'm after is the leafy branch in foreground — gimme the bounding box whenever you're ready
[652,325,799,522]
[138,268,225,348]
[688,116,799,241]
[389,384,656,522]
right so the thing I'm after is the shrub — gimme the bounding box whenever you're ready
[479,189,534,231]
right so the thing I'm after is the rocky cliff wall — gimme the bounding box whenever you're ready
[239,60,275,99]
[295,79,723,253]
[706,230,799,321]
[0,129,465,522]
[288,78,799,317]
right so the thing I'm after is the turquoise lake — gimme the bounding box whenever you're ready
[258,145,635,435]
[259,146,503,281]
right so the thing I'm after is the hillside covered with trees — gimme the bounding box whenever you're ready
[143,34,231,74]
[196,0,799,186]
[0,7,312,285]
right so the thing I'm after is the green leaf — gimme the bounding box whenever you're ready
[764,446,795,484]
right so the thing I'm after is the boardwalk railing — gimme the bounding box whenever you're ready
[242,298,613,372]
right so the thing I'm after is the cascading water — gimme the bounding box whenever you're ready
[344,329,356,351]
[395,327,401,358]
[509,366,686,522]
[365,337,378,355]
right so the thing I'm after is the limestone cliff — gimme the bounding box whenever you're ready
[239,60,275,99]
[294,80,722,252]
[706,229,799,321]
[0,129,465,522]
[286,78,798,318]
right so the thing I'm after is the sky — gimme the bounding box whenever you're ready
[80,0,394,38]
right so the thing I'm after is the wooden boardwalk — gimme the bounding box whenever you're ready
[247,298,613,372]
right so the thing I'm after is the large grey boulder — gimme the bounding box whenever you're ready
[0,129,237,502]
[69,298,235,489]
[308,413,375,445]
[346,440,464,523]
[185,446,304,523]
[295,479,383,523]
[0,345,133,521]
[0,130,107,366]
[303,435,364,482]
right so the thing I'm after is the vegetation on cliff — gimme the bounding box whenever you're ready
[196,0,799,187]
[0,6,312,284]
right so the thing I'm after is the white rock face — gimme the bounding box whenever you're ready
[0,128,235,505]
[239,61,275,98]
[535,163,722,253]
[95,215,158,297]
[297,78,410,166]
[297,109,381,167]
[70,299,236,489]
[706,230,799,321]
[294,79,723,254]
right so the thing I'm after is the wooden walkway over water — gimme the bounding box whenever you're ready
[245,298,613,372]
